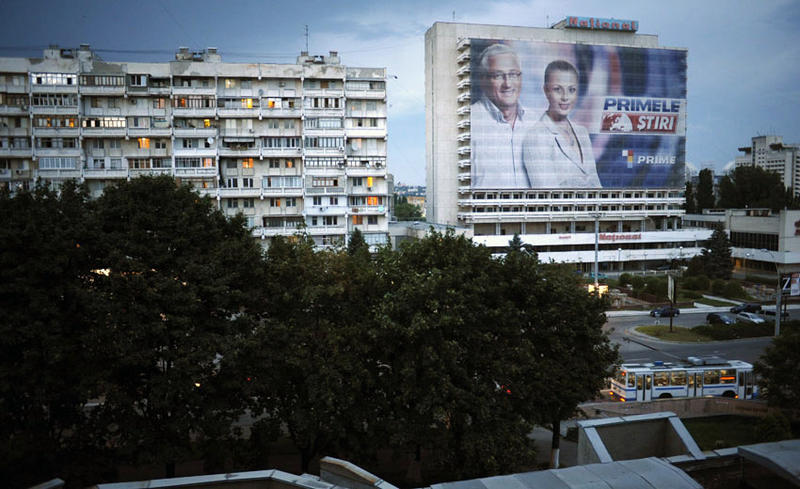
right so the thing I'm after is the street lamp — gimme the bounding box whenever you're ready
[761,248,782,336]
[618,247,622,272]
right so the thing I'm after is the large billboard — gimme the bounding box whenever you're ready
[469,39,687,189]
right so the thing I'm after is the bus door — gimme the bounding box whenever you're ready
[637,374,652,401]
[689,371,700,397]
[738,370,754,399]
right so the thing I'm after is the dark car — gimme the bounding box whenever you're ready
[730,303,762,314]
[650,306,680,317]
[706,312,736,325]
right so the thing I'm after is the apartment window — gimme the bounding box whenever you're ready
[227,199,239,209]
[224,78,236,89]
[129,74,147,87]
[352,215,364,225]
[269,159,280,169]
[182,139,197,149]
[154,140,167,149]
[352,177,364,186]
[270,198,281,207]
[286,159,295,168]
[312,177,338,187]
[31,94,78,107]
[329,196,338,205]
[367,196,380,206]
[242,177,254,188]
[80,74,124,86]
[284,119,295,129]
[311,216,318,226]
[366,101,377,111]
[368,216,378,225]
[137,138,150,149]
[242,198,254,208]
[39,157,77,169]
[152,98,167,109]
[313,196,322,206]
[267,119,280,129]
[31,73,76,86]
[241,158,254,169]
[241,80,252,89]
[285,197,296,207]
[226,178,238,188]
[90,97,102,108]
[109,139,121,149]
[323,216,338,226]
[92,139,104,149]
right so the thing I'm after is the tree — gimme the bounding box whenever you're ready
[242,235,382,473]
[393,195,424,221]
[716,165,793,211]
[0,182,110,487]
[696,169,715,211]
[700,223,733,279]
[684,181,696,214]
[754,328,800,410]
[87,176,264,477]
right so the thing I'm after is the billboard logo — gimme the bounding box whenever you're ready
[604,113,632,132]
[622,150,635,168]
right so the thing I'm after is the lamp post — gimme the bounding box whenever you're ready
[618,247,622,272]
[591,212,601,290]
[761,248,782,336]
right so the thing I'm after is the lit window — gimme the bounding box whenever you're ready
[241,98,253,109]
[286,159,294,168]
[137,138,150,149]
[203,119,211,128]
[367,196,379,206]
[367,176,373,187]
[202,158,214,167]
[352,215,363,225]
[241,158,254,169]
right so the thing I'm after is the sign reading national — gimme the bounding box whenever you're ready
[564,16,639,32]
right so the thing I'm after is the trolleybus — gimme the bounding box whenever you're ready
[609,356,757,402]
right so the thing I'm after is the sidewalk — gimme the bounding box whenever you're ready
[528,423,578,468]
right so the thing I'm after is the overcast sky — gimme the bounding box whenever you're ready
[2,0,798,185]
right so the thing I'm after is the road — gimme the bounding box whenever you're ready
[604,308,792,364]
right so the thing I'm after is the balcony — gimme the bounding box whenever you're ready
[456,37,471,51]
[174,166,217,178]
[304,166,345,176]
[302,107,344,118]
[344,165,386,177]
[305,186,346,195]
[261,107,302,118]
[173,147,216,158]
[31,84,78,94]
[0,105,28,116]
[172,107,216,118]
[31,105,79,115]
[174,127,217,138]
[7,168,31,179]
[33,127,79,138]
[81,127,126,138]
[0,127,30,137]
[36,168,81,179]
[260,186,303,197]
[304,147,344,158]
[252,225,306,238]
[303,88,344,98]
[217,106,259,118]
[218,187,261,198]
[0,82,27,93]
[83,168,128,179]
[261,147,302,158]
[79,85,125,96]
[127,127,171,138]
[306,225,347,236]
[350,205,386,215]
[172,86,216,96]
[344,89,385,99]
[305,205,348,216]
[35,148,80,159]
[0,168,11,180]
[130,167,173,177]
[345,127,384,139]
[219,146,259,158]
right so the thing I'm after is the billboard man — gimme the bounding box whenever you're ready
[471,44,531,188]
[522,60,601,188]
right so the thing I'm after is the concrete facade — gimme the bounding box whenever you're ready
[425,22,704,272]
[735,135,800,197]
[0,45,390,248]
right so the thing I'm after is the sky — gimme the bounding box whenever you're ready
[1,0,798,186]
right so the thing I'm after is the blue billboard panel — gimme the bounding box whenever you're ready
[469,39,687,189]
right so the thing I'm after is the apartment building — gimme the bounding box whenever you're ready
[425,21,710,272]
[735,135,800,197]
[0,45,389,248]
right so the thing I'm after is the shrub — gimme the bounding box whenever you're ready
[711,278,727,296]
[645,276,667,300]
[722,281,747,299]
[618,273,633,287]
[755,413,792,442]
[681,290,702,300]
[630,275,646,292]
[683,274,710,291]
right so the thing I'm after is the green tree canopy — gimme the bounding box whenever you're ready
[717,165,793,211]
[696,169,715,211]
[87,176,264,477]
[393,195,424,221]
[700,223,733,280]
[684,181,696,214]
[754,328,800,410]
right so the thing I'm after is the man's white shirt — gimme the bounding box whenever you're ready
[470,97,531,189]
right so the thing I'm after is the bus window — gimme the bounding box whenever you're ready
[688,374,695,387]
[645,375,652,390]
[654,372,669,387]
[628,374,635,388]
[720,369,736,384]
[616,370,626,384]
[704,370,720,385]
[637,376,643,390]
[671,371,686,386]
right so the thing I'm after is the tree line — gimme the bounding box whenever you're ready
[0,177,616,488]
[685,166,800,213]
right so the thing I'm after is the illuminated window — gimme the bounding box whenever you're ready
[241,98,253,109]
[270,198,281,207]
[241,158,254,169]
[203,158,214,167]
[203,119,211,128]
[367,176,373,187]
[137,138,150,149]
[225,78,235,89]
[367,196,379,206]
[286,159,294,168]
[352,215,363,225]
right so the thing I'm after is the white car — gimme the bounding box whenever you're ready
[736,312,765,324]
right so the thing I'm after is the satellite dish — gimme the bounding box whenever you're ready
[207,137,214,144]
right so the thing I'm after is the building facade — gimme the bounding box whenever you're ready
[425,21,709,272]
[0,45,389,248]
[735,135,800,197]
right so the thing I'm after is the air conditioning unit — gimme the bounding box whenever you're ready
[279,81,286,87]
[129,98,137,105]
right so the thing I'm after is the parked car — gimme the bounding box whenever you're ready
[706,312,736,325]
[730,303,762,314]
[736,312,766,324]
[763,307,790,319]
[650,306,680,317]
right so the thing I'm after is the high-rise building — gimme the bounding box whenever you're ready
[0,45,389,248]
[735,135,800,196]
[425,20,710,272]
